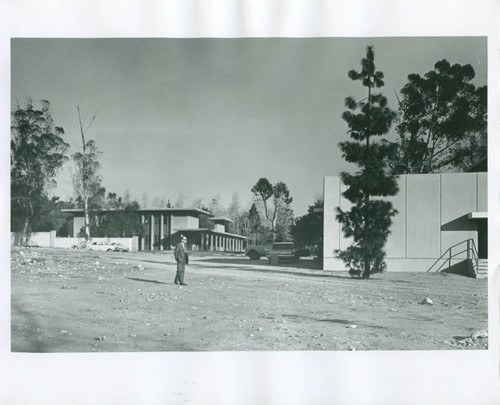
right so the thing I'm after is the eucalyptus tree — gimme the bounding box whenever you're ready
[392,60,487,174]
[72,105,102,240]
[251,178,293,241]
[11,99,69,244]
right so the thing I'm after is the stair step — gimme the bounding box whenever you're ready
[475,259,488,278]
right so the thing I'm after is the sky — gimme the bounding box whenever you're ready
[11,37,487,216]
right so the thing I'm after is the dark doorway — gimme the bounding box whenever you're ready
[477,220,488,258]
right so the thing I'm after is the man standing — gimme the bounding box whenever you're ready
[174,235,189,285]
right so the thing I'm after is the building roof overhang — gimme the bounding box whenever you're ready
[175,228,247,239]
[468,212,488,220]
[210,217,234,224]
[62,207,212,217]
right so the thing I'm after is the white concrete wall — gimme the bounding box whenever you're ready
[55,237,84,248]
[24,231,55,247]
[171,215,199,231]
[187,216,199,229]
[324,172,487,272]
[11,232,138,251]
[213,224,225,232]
[55,237,137,251]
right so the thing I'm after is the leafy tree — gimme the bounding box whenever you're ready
[291,198,323,250]
[336,46,399,279]
[173,192,187,208]
[11,99,69,244]
[207,195,225,217]
[227,192,242,219]
[274,205,294,242]
[240,202,268,244]
[226,192,244,234]
[96,199,144,237]
[251,178,293,241]
[103,192,122,209]
[72,105,102,240]
[247,203,262,240]
[141,191,149,209]
[151,196,169,208]
[123,189,132,205]
[31,196,74,236]
[391,60,487,174]
[190,198,204,209]
[74,190,144,238]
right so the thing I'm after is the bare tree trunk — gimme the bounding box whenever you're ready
[77,105,97,241]
[271,216,277,241]
[21,197,34,246]
[22,216,30,246]
[362,258,371,279]
[84,197,90,240]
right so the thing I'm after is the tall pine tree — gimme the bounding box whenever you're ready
[336,46,399,278]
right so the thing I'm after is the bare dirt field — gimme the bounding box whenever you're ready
[11,247,488,352]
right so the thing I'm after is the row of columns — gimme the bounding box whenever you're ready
[140,214,245,252]
[201,233,244,252]
[141,214,167,251]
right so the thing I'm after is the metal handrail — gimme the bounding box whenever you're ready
[426,238,479,273]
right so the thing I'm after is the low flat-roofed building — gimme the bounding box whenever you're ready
[62,208,246,252]
[323,171,487,274]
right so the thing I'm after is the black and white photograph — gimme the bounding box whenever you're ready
[9,35,489,352]
[2,1,499,404]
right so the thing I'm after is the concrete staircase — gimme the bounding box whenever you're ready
[475,259,488,278]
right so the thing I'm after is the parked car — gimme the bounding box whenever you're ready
[266,242,299,263]
[71,241,89,250]
[88,242,117,252]
[111,242,129,252]
[244,240,273,260]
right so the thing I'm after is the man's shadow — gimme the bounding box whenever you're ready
[127,277,167,284]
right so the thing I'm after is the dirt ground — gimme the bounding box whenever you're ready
[11,247,488,352]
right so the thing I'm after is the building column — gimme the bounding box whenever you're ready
[150,215,155,251]
[140,215,145,251]
[160,214,164,251]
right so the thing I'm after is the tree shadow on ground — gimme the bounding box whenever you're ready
[283,314,388,329]
[198,257,323,270]
[188,261,354,280]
